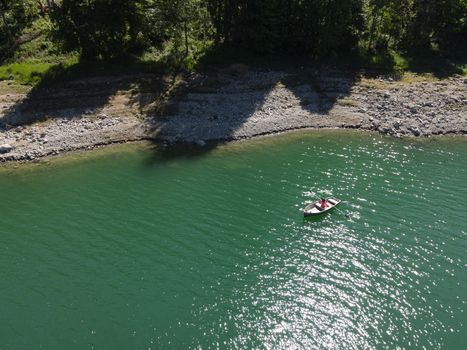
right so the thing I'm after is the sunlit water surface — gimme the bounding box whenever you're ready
[0,131,466,349]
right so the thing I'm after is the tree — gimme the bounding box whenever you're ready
[51,0,149,60]
[365,0,466,54]
[0,0,40,62]
[408,0,467,51]
[366,0,412,52]
[204,0,364,56]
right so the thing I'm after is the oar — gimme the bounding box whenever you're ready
[316,194,351,218]
[333,205,351,218]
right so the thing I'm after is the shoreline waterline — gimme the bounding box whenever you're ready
[1,128,466,169]
[1,70,465,164]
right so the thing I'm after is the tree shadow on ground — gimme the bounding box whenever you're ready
[0,48,362,163]
[143,63,361,164]
[404,49,465,79]
[349,47,465,80]
[7,44,462,163]
[0,57,169,128]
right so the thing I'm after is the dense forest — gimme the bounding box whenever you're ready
[0,0,466,73]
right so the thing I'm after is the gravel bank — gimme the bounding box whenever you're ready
[1,68,466,163]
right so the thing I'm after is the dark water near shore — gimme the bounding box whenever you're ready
[1,131,466,349]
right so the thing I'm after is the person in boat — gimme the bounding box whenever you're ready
[320,198,328,209]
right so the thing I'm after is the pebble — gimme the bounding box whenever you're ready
[1,72,465,163]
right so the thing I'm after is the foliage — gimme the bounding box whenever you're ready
[0,0,41,61]
[145,0,214,68]
[365,0,467,55]
[0,0,465,84]
[50,0,148,60]
[50,0,213,63]
[204,0,365,56]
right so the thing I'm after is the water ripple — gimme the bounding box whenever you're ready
[0,133,466,349]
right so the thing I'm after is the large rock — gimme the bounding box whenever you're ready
[0,144,13,154]
[409,126,421,136]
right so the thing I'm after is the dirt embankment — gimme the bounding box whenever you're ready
[0,68,466,163]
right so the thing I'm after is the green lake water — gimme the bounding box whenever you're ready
[1,131,466,349]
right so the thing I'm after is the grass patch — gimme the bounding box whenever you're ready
[358,78,390,89]
[2,26,465,89]
[344,49,410,78]
[337,97,359,107]
[0,14,170,87]
[403,48,466,78]
[0,54,169,87]
[0,62,59,85]
[398,72,439,83]
[38,56,166,84]
[323,46,465,79]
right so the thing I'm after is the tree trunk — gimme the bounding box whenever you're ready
[184,20,189,58]
[215,0,222,44]
[367,11,380,52]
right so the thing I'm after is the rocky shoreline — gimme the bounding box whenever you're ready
[1,68,466,163]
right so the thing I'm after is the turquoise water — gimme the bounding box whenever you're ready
[0,131,466,349]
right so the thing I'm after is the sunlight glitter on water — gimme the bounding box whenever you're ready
[0,132,466,349]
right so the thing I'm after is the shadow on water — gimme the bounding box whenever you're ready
[140,142,221,167]
[303,213,330,223]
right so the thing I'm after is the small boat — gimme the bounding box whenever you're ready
[303,197,341,217]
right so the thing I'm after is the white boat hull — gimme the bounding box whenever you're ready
[303,197,341,217]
